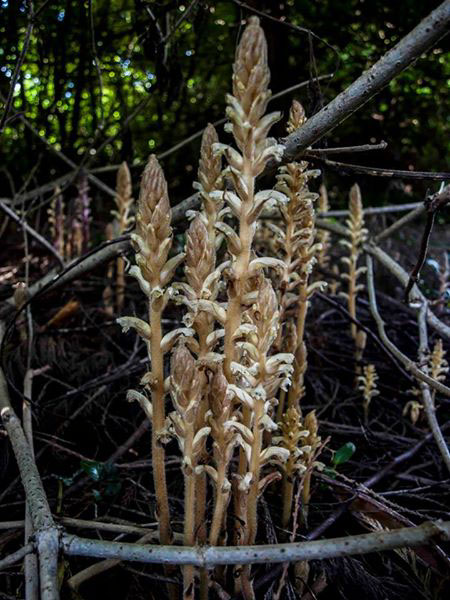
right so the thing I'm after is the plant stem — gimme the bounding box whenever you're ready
[209,463,229,546]
[149,299,171,546]
[183,430,196,600]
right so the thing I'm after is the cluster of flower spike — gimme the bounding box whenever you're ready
[119,17,326,600]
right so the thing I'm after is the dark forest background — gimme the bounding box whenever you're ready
[1,0,449,212]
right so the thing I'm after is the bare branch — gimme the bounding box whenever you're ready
[61,521,450,566]
[416,302,450,472]
[365,243,450,342]
[307,157,450,180]
[0,199,64,267]
[306,141,388,155]
[365,255,450,397]
[0,543,35,571]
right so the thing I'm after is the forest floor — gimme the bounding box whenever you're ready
[0,214,449,600]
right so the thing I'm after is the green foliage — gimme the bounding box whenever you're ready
[0,1,448,205]
[80,460,121,501]
[332,442,356,467]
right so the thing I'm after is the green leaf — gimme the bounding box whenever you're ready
[332,442,356,466]
[80,460,104,482]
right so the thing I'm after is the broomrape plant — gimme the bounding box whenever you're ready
[358,363,380,425]
[119,17,326,600]
[405,338,448,424]
[339,183,368,368]
[104,162,135,315]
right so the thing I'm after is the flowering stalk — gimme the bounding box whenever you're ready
[103,222,114,315]
[339,184,368,367]
[203,365,237,546]
[357,364,379,425]
[405,338,448,423]
[169,344,209,600]
[117,155,184,549]
[111,162,134,312]
[47,186,65,259]
[216,16,284,384]
[76,174,91,254]
[277,408,323,529]
[270,101,324,414]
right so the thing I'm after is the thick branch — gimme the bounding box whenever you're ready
[0,332,60,599]
[0,371,54,532]
[61,521,450,566]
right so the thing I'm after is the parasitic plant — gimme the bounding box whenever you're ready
[277,407,324,530]
[47,186,66,259]
[271,101,325,417]
[405,338,448,423]
[169,343,208,599]
[118,17,331,600]
[118,155,184,550]
[339,184,368,368]
[110,162,134,312]
[357,363,380,425]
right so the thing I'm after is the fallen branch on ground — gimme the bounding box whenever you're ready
[61,520,450,566]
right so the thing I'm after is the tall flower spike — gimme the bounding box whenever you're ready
[238,279,291,551]
[276,408,324,530]
[301,410,323,524]
[182,214,221,572]
[111,161,134,312]
[271,101,325,415]
[357,364,380,425]
[117,155,184,560]
[339,183,368,367]
[169,343,208,600]
[194,124,224,243]
[430,338,448,387]
[76,175,91,254]
[277,407,309,529]
[48,186,65,259]
[435,252,449,314]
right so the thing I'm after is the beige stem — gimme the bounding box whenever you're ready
[116,256,125,312]
[281,464,294,530]
[288,281,308,411]
[183,431,196,600]
[209,463,229,546]
[302,471,312,525]
[149,299,171,546]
